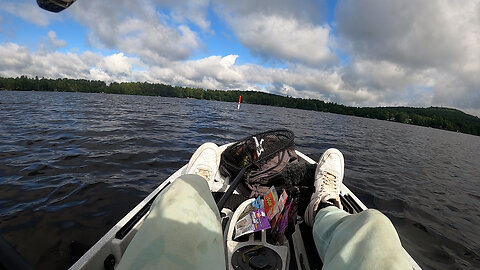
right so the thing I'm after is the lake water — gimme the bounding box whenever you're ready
[0,91,479,269]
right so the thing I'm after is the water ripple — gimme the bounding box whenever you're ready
[0,91,479,269]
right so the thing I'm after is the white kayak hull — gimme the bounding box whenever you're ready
[69,147,421,270]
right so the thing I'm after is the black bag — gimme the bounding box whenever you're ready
[219,129,298,197]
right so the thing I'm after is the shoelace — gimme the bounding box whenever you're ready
[196,168,212,181]
[319,171,337,193]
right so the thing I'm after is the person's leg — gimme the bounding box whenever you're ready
[117,174,225,270]
[304,148,410,269]
[118,143,225,270]
[312,206,411,270]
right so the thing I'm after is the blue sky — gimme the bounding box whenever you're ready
[0,0,479,116]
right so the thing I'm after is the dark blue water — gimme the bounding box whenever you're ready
[0,91,479,269]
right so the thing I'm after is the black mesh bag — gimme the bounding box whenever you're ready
[219,129,298,197]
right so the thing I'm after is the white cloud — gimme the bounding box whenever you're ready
[100,53,132,76]
[335,0,480,112]
[340,59,437,105]
[213,0,335,66]
[0,43,97,80]
[29,52,90,78]
[47,31,66,48]
[98,53,146,81]
[228,15,334,66]
[1,1,52,26]
[155,0,211,31]
[336,1,480,70]
[252,65,374,105]
[69,0,202,63]
[213,0,323,23]
[88,68,111,82]
[0,43,32,72]
[147,55,245,89]
[39,31,67,52]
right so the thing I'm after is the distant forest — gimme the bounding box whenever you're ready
[1,75,480,136]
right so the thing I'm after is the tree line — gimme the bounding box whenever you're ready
[1,75,479,136]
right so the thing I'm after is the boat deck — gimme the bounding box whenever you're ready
[69,148,421,270]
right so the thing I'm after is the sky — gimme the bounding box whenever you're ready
[0,0,479,116]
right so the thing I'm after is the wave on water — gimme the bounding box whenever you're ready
[0,91,479,269]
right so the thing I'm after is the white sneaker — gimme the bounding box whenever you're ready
[304,148,344,226]
[185,142,220,184]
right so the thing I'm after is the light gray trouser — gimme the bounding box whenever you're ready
[118,175,411,270]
